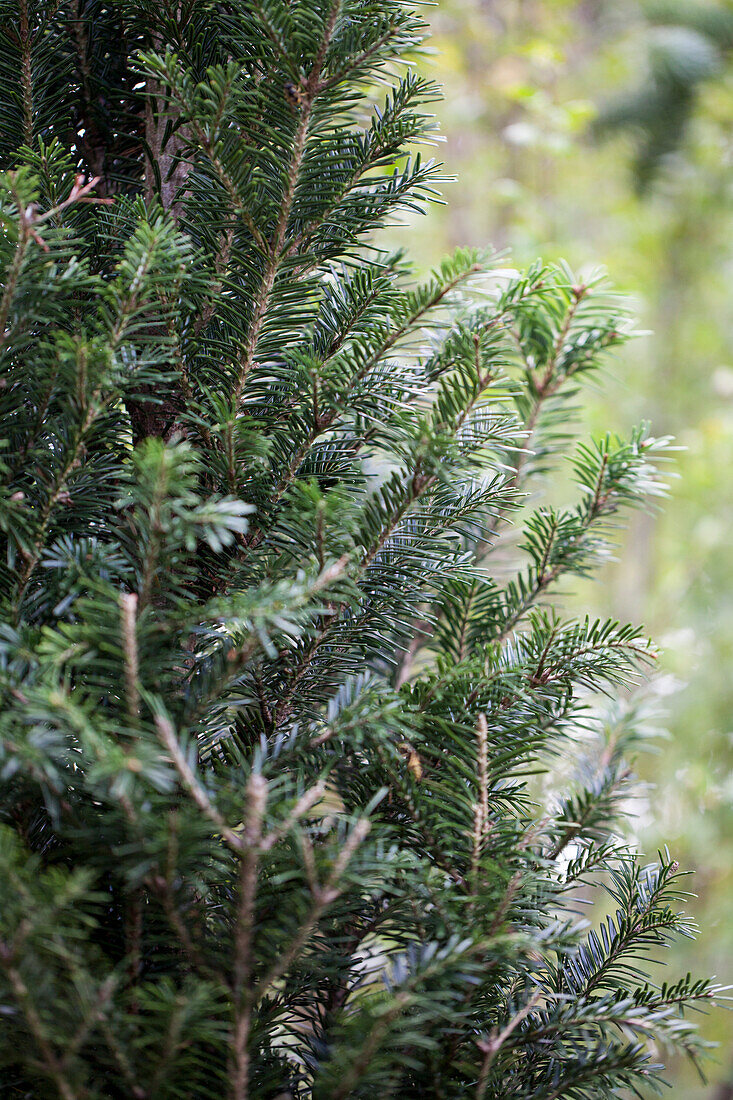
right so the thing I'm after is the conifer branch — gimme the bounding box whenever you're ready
[476,991,544,1098]
[155,713,243,852]
[120,593,140,722]
[315,26,396,94]
[255,817,370,1002]
[230,0,342,410]
[230,772,267,1100]
[240,263,478,555]
[0,948,79,1100]
[0,179,32,348]
[18,0,33,148]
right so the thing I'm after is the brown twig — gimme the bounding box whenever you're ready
[230,773,267,1100]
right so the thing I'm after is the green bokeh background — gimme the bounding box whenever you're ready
[386,2,733,1093]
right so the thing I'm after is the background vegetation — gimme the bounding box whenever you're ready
[387,1,733,1094]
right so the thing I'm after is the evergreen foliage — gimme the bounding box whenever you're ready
[0,2,725,1097]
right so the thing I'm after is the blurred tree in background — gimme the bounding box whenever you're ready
[597,0,733,193]
[387,1,733,1095]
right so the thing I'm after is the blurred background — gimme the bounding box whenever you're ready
[386,1,733,1094]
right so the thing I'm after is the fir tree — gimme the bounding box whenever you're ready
[0,2,726,1098]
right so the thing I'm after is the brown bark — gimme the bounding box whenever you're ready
[144,86,192,217]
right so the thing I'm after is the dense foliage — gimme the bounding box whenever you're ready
[393,5,733,1092]
[0,2,724,1098]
